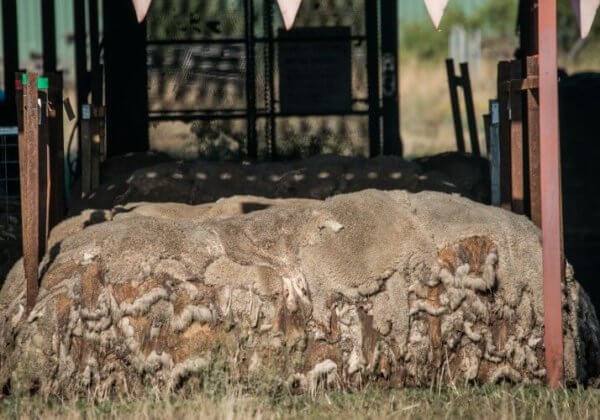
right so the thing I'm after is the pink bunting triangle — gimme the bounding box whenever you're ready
[132,0,152,23]
[571,0,600,38]
[423,0,450,29]
[277,0,303,30]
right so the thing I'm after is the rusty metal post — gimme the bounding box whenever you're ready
[497,61,512,209]
[19,73,41,312]
[459,62,481,157]
[538,0,564,388]
[509,60,525,214]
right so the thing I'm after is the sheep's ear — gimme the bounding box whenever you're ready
[423,0,450,29]
[132,0,152,23]
[277,0,303,30]
[570,0,600,39]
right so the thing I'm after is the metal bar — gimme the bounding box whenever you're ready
[446,59,465,153]
[380,0,402,156]
[538,0,564,388]
[47,72,65,229]
[366,0,381,157]
[91,106,103,189]
[497,61,512,209]
[146,36,368,46]
[148,110,371,122]
[509,60,525,214]
[41,0,57,72]
[73,0,88,175]
[89,0,102,106]
[2,0,19,125]
[526,56,541,227]
[264,0,276,159]
[81,104,92,197]
[20,73,41,312]
[483,114,491,154]
[244,0,257,160]
[489,100,501,207]
[519,0,539,57]
[460,62,480,157]
[38,80,50,251]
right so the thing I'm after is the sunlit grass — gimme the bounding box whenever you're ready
[2,385,600,419]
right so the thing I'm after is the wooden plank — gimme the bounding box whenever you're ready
[509,60,525,214]
[460,62,481,157]
[538,0,564,388]
[497,61,512,209]
[446,59,466,153]
[526,55,541,227]
[20,73,41,312]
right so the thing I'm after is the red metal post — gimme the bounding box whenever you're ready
[538,0,564,388]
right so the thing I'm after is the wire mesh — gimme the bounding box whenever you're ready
[0,126,21,283]
[0,127,20,241]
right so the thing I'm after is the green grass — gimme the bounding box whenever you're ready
[2,385,600,419]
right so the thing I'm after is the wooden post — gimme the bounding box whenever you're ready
[497,61,512,209]
[509,60,525,214]
[538,0,564,388]
[20,73,41,312]
[446,59,466,153]
[460,62,481,157]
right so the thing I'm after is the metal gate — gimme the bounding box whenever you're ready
[145,0,398,161]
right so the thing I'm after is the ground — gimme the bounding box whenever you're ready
[1,385,600,419]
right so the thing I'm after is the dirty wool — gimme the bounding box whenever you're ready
[0,190,599,397]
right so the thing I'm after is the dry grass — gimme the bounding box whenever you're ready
[2,385,600,420]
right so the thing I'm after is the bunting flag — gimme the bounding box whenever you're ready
[423,0,450,29]
[132,0,152,23]
[571,0,600,38]
[277,0,303,30]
